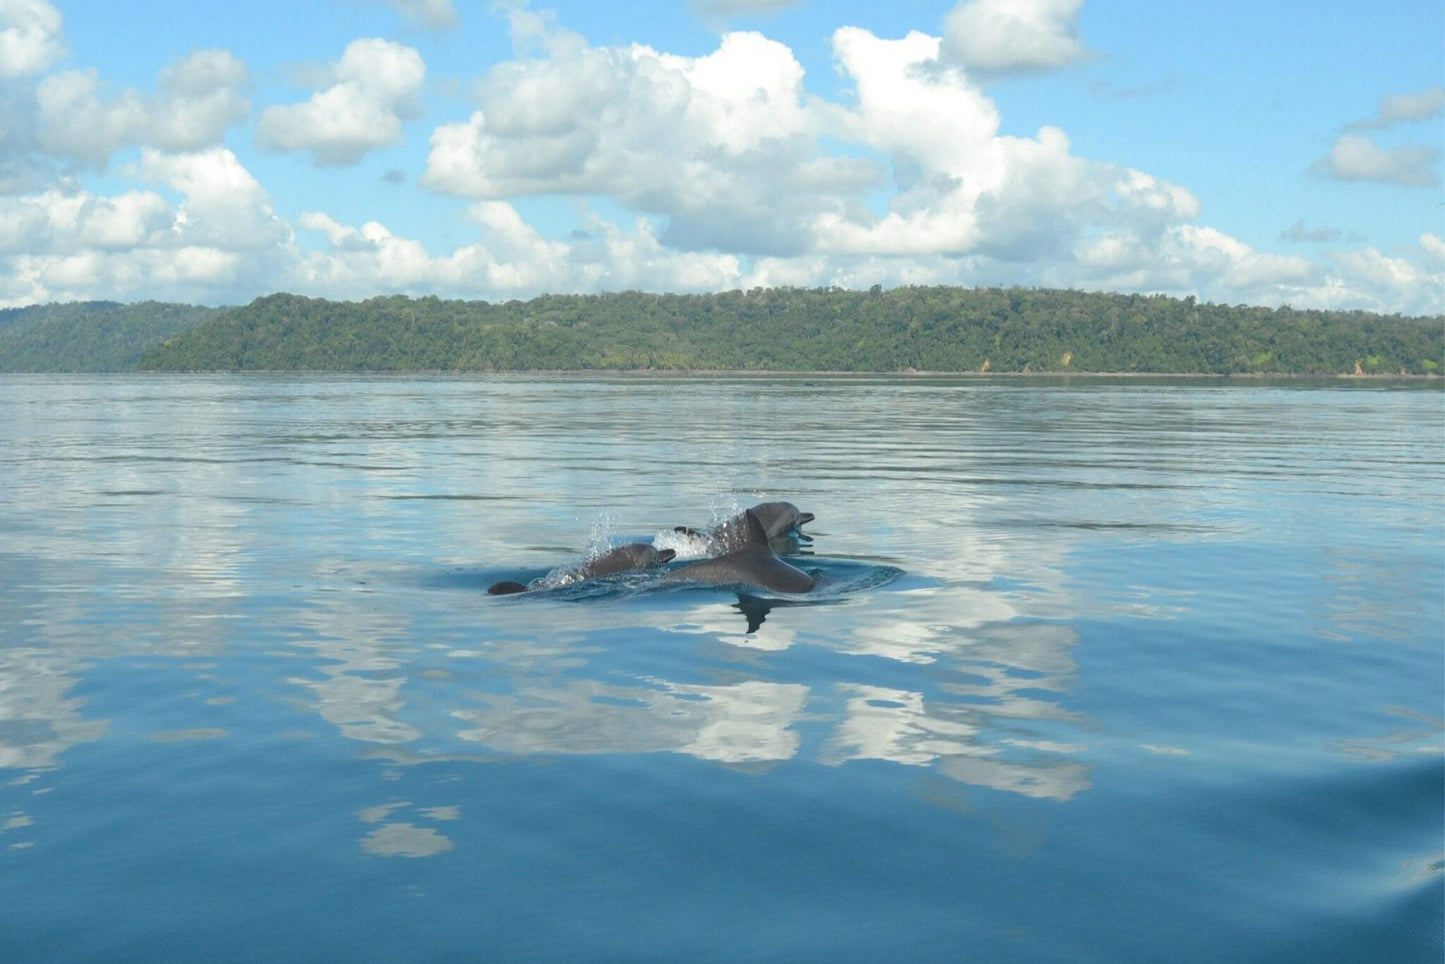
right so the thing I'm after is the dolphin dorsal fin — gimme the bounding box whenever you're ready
[741,509,769,546]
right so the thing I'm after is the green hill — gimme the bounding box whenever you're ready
[0,301,221,372]
[136,287,1442,375]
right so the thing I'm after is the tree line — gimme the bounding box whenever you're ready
[134,287,1442,375]
[0,288,1437,375]
[0,301,219,372]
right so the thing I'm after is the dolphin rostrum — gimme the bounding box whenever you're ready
[488,542,676,595]
[665,509,815,593]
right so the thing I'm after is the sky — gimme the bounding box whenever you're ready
[1,0,1441,313]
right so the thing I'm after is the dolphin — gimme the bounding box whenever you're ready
[488,542,676,595]
[665,509,815,593]
[674,500,815,554]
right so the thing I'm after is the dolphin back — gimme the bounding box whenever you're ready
[665,509,816,593]
[489,542,677,595]
[581,542,676,579]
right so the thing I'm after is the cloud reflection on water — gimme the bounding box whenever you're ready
[287,569,1092,799]
[4,375,1438,828]
[358,799,457,858]
[0,647,108,771]
[454,678,810,764]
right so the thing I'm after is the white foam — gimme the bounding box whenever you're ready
[651,527,715,561]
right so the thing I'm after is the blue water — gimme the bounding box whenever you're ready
[1,374,1440,962]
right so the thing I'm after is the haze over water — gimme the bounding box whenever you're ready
[1,374,1441,962]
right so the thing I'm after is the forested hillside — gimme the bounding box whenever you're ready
[0,301,220,372]
[136,287,1441,375]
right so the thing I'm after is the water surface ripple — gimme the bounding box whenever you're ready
[1,374,1440,962]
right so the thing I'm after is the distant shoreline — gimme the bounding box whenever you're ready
[61,368,1440,381]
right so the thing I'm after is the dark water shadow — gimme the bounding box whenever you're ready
[725,561,907,630]
[430,558,906,631]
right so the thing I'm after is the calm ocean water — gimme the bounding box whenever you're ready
[1,373,1441,962]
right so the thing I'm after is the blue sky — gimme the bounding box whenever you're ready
[2,0,1441,312]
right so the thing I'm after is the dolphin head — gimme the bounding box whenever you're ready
[748,501,815,538]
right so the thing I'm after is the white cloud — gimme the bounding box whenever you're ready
[424,30,872,256]
[1319,133,1438,188]
[0,147,297,306]
[36,69,141,164]
[0,184,241,306]
[1,5,1439,316]
[1421,232,1445,265]
[1279,218,1342,243]
[256,38,425,165]
[0,0,65,78]
[941,0,1091,76]
[0,188,167,256]
[294,201,745,298]
[690,0,801,22]
[429,21,1196,280]
[74,190,174,249]
[382,0,458,30]
[36,50,249,166]
[1322,86,1443,190]
[1319,243,1441,314]
[151,50,250,151]
[1348,85,1445,130]
[816,27,1196,268]
[135,147,289,251]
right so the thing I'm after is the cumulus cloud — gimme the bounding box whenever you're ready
[1072,223,1315,301]
[940,0,1091,76]
[425,18,1175,269]
[406,15,1442,314]
[1325,242,1440,313]
[36,50,249,166]
[1317,134,1438,188]
[34,69,132,164]
[0,147,295,306]
[424,30,874,255]
[135,147,289,250]
[256,38,425,165]
[816,27,1196,267]
[0,188,170,257]
[152,50,251,150]
[294,201,744,299]
[0,0,65,78]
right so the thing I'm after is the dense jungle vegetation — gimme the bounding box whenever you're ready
[0,301,219,371]
[2,288,1437,375]
[134,287,1441,375]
